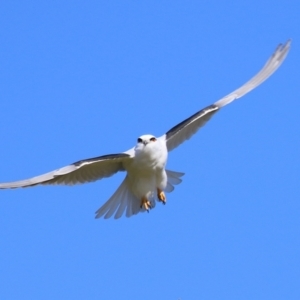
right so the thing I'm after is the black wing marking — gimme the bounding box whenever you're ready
[162,40,291,152]
[0,153,132,189]
[165,105,219,151]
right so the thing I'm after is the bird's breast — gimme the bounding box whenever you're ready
[124,141,168,173]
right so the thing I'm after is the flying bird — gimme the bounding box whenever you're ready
[0,40,291,219]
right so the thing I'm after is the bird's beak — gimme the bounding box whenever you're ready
[143,141,148,146]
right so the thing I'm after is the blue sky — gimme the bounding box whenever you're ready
[0,1,299,299]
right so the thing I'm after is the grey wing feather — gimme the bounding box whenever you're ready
[214,40,291,107]
[161,40,291,152]
[0,153,132,189]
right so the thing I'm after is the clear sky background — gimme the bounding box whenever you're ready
[0,1,299,299]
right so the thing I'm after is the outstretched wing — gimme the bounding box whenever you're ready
[0,153,133,189]
[161,40,291,152]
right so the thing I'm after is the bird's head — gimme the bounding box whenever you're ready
[136,134,157,146]
[134,134,162,157]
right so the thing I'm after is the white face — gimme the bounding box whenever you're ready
[134,134,168,165]
[136,134,157,146]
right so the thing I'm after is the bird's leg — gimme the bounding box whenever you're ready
[140,196,152,212]
[157,188,166,205]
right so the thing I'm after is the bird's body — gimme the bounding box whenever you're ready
[123,135,168,202]
[95,135,180,218]
[0,40,291,219]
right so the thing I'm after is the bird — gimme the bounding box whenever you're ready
[0,40,291,219]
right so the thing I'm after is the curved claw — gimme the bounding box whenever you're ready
[140,196,152,212]
[157,188,166,205]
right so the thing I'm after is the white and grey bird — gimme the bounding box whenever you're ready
[0,40,291,219]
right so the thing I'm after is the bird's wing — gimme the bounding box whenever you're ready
[0,153,133,189]
[161,40,291,152]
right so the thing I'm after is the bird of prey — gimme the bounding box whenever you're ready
[0,40,291,219]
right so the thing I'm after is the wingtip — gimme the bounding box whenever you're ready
[285,39,292,53]
[275,39,291,59]
[214,39,291,109]
[285,38,292,46]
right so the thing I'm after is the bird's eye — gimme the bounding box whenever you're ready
[137,138,143,143]
[150,137,157,142]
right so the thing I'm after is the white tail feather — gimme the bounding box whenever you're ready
[165,169,184,193]
[95,170,184,219]
[95,176,140,219]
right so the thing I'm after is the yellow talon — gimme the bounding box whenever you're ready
[157,189,166,204]
[140,196,152,211]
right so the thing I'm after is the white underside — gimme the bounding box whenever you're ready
[95,169,184,219]
[95,135,184,219]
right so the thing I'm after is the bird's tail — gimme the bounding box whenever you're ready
[165,170,184,193]
[95,176,141,219]
[95,170,184,219]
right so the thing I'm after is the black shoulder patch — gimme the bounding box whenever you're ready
[166,104,219,140]
[73,153,131,166]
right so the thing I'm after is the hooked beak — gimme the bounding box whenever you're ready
[143,141,149,146]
